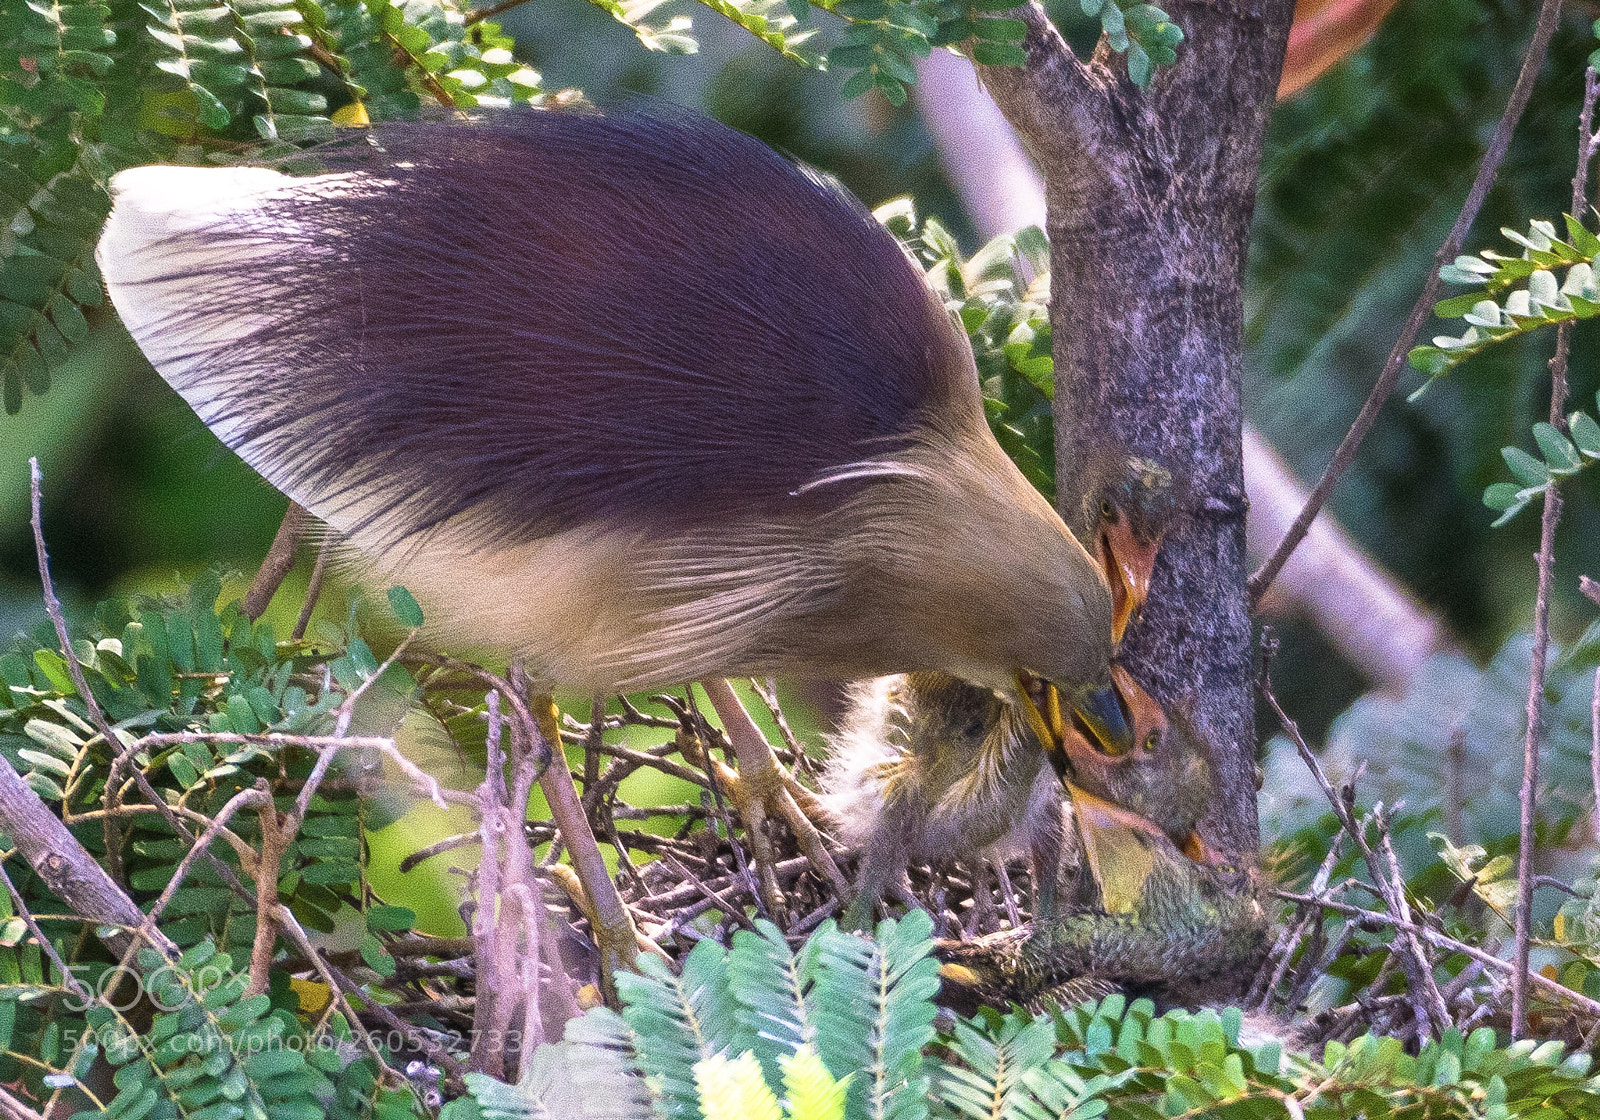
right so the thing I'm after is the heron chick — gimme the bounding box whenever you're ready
[822,454,1188,927]
[94,108,1131,751]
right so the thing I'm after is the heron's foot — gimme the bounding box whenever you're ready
[695,680,851,912]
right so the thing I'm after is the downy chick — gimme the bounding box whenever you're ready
[823,664,1195,929]
[934,750,1269,1016]
[820,452,1187,929]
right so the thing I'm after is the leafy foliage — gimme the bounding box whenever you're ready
[1479,386,1600,525]
[0,571,435,1116]
[0,0,552,416]
[1074,0,1181,88]
[533,912,940,1120]
[456,943,1600,1120]
[880,200,1057,500]
[1409,214,1600,388]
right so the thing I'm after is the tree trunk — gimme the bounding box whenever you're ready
[981,1,1295,859]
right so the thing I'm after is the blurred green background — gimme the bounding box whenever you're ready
[6,0,1600,921]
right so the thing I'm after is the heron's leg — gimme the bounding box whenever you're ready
[699,679,850,910]
[1029,803,1065,923]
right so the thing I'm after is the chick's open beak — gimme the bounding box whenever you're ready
[1100,519,1159,644]
[1071,679,1134,758]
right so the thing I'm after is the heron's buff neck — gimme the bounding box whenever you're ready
[831,427,1115,691]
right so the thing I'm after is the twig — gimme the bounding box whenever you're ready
[32,461,255,908]
[0,1086,43,1120]
[749,678,812,775]
[634,855,814,913]
[243,503,308,620]
[1592,665,1600,849]
[1247,0,1567,604]
[1514,60,1600,1041]
[292,536,333,641]
[1275,889,1600,1021]
[126,732,453,811]
[0,859,92,1005]
[1252,835,1345,1010]
[33,458,132,884]
[1260,657,1449,1035]
[471,690,511,1079]
[127,784,269,960]
[1581,574,1600,609]
[247,784,288,997]
[662,855,758,932]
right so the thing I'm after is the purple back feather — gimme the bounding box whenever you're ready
[134,109,981,548]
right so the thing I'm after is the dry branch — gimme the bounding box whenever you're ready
[242,501,308,620]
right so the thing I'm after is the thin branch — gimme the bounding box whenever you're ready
[292,536,333,641]
[0,1086,42,1120]
[32,458,130,884]
[0,858,92,1004]
[1247,0,1567,603]
[1592,665,1600,850]
[1513,61,1599,1040]
[247,786,287,997]
[32,461,256,908]
[661,854,758,932]
[243,502,308,620]
[1260,655,1449,1035]
[1275,890,1600,1021]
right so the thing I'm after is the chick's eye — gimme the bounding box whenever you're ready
[1143,732,1160,752]
[1100,499,1116,522]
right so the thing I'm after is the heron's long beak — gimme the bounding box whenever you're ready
[1100,520,1159,644]
[1059,665,1166,766]
[1071,679,1134,758]
[1016,671,1135,763]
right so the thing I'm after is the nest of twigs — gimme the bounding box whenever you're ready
[376,668,1600,1077]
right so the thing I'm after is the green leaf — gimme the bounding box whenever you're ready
[1502,445,1550,487]
[1483,482,1524,511]
[386,585,424,628]
[1571,410,1600,458]
[1533,422,1581,473]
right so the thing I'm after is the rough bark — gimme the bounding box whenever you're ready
[912,49,1457,697]
[980,1,1295,858]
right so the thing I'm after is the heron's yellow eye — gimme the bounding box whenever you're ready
[1143,731,1160,752]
